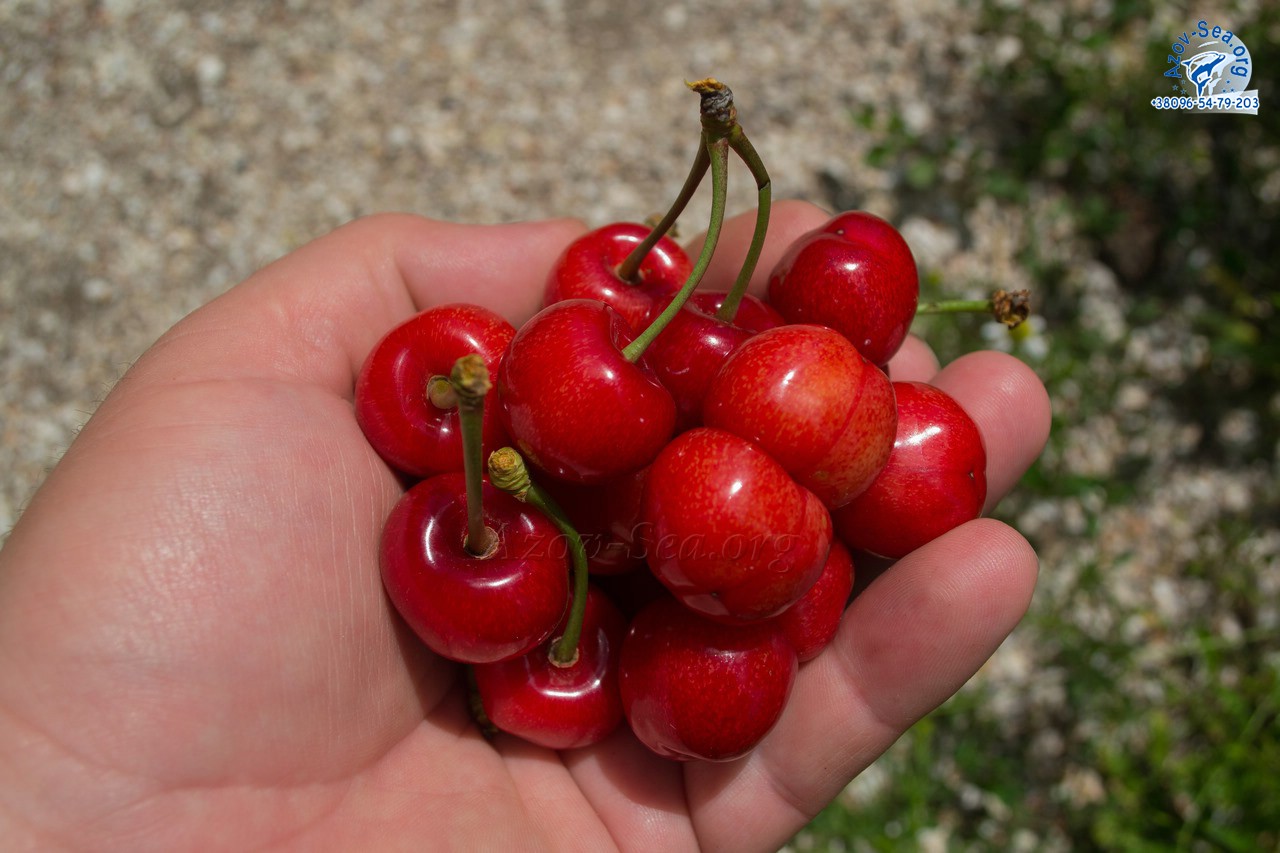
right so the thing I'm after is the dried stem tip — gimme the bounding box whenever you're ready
[687,77,737,131]
[992,289,1031,328]
[450,354,492,405]
[487,447,531,501]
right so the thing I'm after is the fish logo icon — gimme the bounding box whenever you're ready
[1155,20,1258,114]
[1182,50,1229,97]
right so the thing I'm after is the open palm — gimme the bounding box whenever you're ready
[0,204,1049,851]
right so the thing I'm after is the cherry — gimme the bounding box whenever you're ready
[771,539,855,662]
[497,299,676,484]
[833,381,987,559]
[543,222,692,333]
[643,290,786,431]
[380,472,568,664]
[619,596,797,762]
[643,298,751,432]
[641,427,832,623]
[472,584,626,750]
[685,290,785,334]
[355,303,514,478]
[767,211,919,366]
[704,324,897,508]
[540,467,649,575]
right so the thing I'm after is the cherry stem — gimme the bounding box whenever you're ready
[452,354,497,558]
[715,128,771,323]
[488,448,587,667]
[616,141,710,283]
[916,288,1031,328]
[622,133,730,362]
[426,375,458,409]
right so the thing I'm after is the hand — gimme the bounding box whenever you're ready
[0,203,1050,851]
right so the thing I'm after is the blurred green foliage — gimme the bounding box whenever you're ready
[802,3,1280,850]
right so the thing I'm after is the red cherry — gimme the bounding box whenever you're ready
[771,539,855,662]
[704,324,897,508]
[472,584,626,750]
[380,473,568,664]
[833,381,987,559]
[543,222,692,333]
[642,291,786,431]
[767,211,919,366]
[641,427,832,623]
[619,596,797,762]
[355,304,514,478]
[643,297,753,432]
[540,467,649,575]
[684,290,785,334]
[497,299,676,484]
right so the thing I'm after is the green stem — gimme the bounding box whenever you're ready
[452,355,496,557]
[621,133,730,362]
[916,298,993,315]
[488,448,588,667]
[616,141,710,283]
[716,127,771,323]
[916,289,1031,328]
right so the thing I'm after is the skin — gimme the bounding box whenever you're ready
[0,202,1050,852]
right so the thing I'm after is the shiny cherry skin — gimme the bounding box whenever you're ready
[641,427,832,623]
[704,324,897,508]
[380,473,568,664]
[643,297,753,432]
[643,291,787,431]
[619,596,798,762]
[472,584,626,750]
[834,381,987,559]
[543,222,692,333]
[497,299,677,484]
[540,467,649,575]
[771,539,855,662]
[767,211,918,366]
[355,303,515,478]
[683,290,786,334]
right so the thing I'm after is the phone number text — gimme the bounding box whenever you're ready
[1151,95,1260,110]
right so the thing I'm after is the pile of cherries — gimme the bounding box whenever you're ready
[355,81,1017,762]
